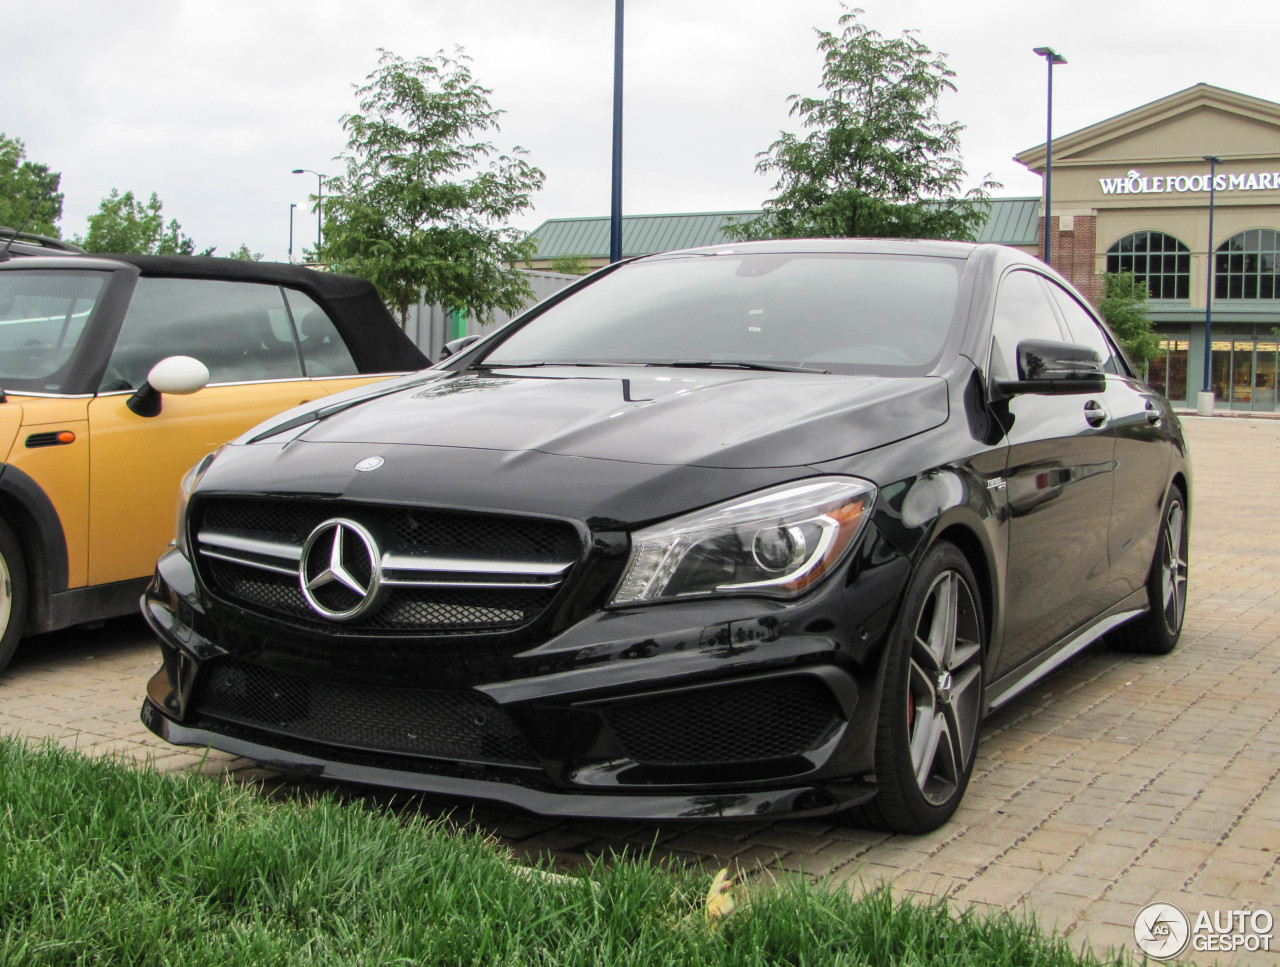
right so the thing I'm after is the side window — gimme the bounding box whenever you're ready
[284,289,359,377]
[989,270,1066,381]
[1045,282,1126,375]
[104,278,304,389]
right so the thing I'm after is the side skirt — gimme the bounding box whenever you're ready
[984,588,1148,713]
[35,577,152,635]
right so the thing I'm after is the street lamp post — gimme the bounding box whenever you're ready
[288,202,297,263]
[1033,46,1067,268]
[609,0,624,264]
[1199,154,1223,416]
[291,168,325,253]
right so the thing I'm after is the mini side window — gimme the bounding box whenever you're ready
[104,278,304,390]
[285,290,359,377]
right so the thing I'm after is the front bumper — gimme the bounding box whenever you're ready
[141,674,873,820]
[141,527,908,820]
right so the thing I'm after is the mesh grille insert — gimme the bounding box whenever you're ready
[604,677,842,766]
[196,659,539,767]
[193,497,581,635]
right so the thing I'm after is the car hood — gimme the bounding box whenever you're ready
[282,366,948,470]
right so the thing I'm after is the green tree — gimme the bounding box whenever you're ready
[321,48,546,326]
[548,254,593,276]
[228,243,263,261]
[0,133,63,237]
[727,6,995,242]
[78,189,205,255]
[1099,271,1160,364]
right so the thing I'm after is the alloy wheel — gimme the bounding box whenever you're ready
[1160,499,1188,635]
[907,569,983,806]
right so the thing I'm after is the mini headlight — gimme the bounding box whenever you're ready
[173,447,223,558]
[610,476,876,606]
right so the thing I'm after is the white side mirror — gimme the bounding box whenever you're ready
[147,356,211,395]
[127,356,211,417]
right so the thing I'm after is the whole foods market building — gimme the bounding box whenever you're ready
[1017,83,1280,412]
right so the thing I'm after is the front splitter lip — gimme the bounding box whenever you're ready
[140,697,875,822]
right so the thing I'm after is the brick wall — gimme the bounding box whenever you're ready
[1040,214,1103,306]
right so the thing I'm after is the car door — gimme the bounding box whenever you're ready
[989,269,1117,673]
[1045,280,1172,599]
[84,276,371,589]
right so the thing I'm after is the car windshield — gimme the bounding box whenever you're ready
[481,252,963,375]
[0,269,107,393]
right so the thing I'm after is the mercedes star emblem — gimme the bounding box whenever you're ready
[354,456,384,472]
[299,518,383,620]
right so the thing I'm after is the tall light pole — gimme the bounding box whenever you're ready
[1199,154,1223,415]
[288,202,297,262]
[1033,47,1067,268]
[291,168,325,253]
[609,0,624,263]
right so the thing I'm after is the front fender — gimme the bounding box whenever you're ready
[0,461,70,632]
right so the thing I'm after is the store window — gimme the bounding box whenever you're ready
[1214,229,1280,300]
[1145,336,1189,403]
[1106,231,1190,300]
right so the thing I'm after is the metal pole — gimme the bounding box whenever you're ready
[291,169,326,256]
[609,0,624,263]
[1033,48,1066,267]
[288,202,296,262]
[1044,58,1053,266]
[1201,155,1222,402]
[316,172,324,252]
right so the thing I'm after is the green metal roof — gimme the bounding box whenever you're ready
[526,211,761,260]
[526,198,1042,259]
[973,197,1041,246]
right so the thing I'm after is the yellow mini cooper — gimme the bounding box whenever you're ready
[0,254,427,671]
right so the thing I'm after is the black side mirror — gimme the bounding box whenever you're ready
[439,334,481,360]
[997,339,1105,397]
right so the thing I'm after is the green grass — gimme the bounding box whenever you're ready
[0,737,1128,966]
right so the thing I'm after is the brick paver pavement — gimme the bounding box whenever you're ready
[2,415,1277,964]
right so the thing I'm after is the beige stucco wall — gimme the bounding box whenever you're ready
[1021,89,1280,310]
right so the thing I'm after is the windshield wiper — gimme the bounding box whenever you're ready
[474,360,646,370]
[657,360,830,374]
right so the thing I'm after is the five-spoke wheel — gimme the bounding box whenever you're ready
[846,541,985,833]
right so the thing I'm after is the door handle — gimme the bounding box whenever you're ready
[1084,400,1107,428]
[1144,399,1161,425]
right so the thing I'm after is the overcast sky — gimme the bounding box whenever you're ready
[5,0,1277,261]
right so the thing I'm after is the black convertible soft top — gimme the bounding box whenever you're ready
[102,254,428,375]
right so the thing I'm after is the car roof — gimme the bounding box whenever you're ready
[0,227,86,261]
[651,237,987,259]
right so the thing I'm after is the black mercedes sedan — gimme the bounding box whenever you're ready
[141,239,1189,833]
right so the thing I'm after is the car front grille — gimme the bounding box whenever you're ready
[195,658,540,768]
[602,676,844,766]
[191,497,582,635]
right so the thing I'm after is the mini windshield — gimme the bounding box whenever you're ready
[482,252,963,375]
[0,270,107,393]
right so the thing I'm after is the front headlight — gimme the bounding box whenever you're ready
[173,447,223,558]
[610,476,876,606]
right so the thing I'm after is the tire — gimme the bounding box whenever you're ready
[843,542,985,834]
[0,518,28,674]
[1109,485,1188,656]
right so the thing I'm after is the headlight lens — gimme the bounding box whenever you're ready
[610,476,876,606]
[173,447,223,557]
